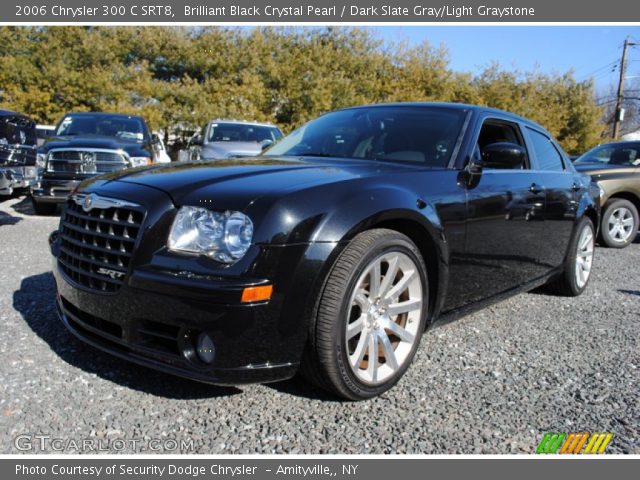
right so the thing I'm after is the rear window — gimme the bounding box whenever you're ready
[207,123,282,143]
[575,144,640,166]
[527,128,565,171]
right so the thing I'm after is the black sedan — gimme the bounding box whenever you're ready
[49,103,600,400]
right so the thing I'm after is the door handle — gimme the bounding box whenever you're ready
[529,183,544,194]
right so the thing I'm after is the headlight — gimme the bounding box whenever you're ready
[168,206,254,263]
[129,156,151,167]
[36,153,46,168]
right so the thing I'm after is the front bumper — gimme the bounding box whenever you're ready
[0,166,38,195]
[52,252,308,384]
[48,182,340,386]
[31,178,81,203]
[48,213,337,386]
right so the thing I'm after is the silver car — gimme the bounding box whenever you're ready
[190,120,283,160]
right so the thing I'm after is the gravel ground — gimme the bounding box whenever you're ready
[0,194,638,454]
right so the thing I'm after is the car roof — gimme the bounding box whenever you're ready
[62,112,144,119]
[0,110,35,126]
[339,102,551,135]
[206,119,280,128]
[0,109,18,116]
[592,140,640,148]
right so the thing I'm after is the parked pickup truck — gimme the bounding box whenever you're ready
[0,110,38,196]
[31,112,162,215]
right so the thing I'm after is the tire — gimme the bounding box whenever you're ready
[599,198,638,248]
[546,217,595,297]
[301,229,428,400]
[31,198,57,216]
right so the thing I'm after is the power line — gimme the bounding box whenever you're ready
[576,59,618,80]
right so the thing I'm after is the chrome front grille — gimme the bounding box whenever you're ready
[48,149,128,174]
[58,195,145,293]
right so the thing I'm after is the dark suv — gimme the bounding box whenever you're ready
[31,112,160,215]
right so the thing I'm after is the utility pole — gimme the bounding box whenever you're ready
[613,37,638,139]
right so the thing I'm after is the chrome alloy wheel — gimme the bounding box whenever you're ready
[575,224,594,289]
[344,252,423,385]
[608,207,635,243]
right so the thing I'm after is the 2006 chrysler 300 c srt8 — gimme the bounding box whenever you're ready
[49,103,600,400]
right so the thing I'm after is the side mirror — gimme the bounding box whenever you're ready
[481,142,526,169]
[260,139,273,150]
[190,137,203,147]
[151,133,161,145]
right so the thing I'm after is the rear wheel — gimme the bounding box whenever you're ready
[600,199,638,248]
[546,217,595,297]
[302,229,428,400]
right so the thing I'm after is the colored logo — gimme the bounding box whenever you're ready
[536,432,613,454]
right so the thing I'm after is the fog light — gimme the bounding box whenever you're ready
[196,333,215,364]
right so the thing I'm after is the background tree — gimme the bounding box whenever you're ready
[0,26,605,154]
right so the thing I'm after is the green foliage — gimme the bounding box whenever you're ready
[0,26,604,153]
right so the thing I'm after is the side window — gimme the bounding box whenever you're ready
[527,128,565,171]
[476,120,528,169]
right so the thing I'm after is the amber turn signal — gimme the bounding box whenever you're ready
[241,285,273,303]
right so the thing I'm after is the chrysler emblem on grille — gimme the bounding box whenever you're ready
[71,193,140,211]
[83,193,95,212]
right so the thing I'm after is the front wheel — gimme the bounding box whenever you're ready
[546,217,595,297]
[302,229,428,400]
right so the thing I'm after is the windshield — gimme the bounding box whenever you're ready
[206,123,283,143]
[55,114,147,142]
[0,116,36,146]
[575,144,640,166]
[265,106,467,166]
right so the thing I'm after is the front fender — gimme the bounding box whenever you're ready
[261,184,453,347]
[249,181,447,248]
[310,186,444,244]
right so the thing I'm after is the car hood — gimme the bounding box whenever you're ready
[573,163,638,176]
[202,141,263,158]
[86,156,415,210]
[40,135,149,155]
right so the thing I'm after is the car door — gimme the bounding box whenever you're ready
[523,127,578,269]
[453,116,547,307]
